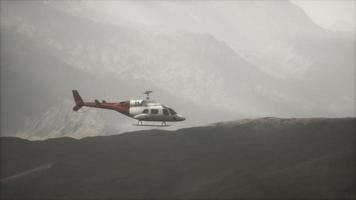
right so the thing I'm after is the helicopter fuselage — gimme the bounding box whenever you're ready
[72,90,185,124]
[128,100,185,122]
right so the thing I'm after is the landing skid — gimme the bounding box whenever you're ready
[134,121,170,127]
[133,124,171,127]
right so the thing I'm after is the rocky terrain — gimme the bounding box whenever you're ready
[1,118,355,199]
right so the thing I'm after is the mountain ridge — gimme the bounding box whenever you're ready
[2,117,354,141]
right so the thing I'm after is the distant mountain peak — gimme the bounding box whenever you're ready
[14,100,117,140]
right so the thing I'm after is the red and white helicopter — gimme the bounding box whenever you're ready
[72,90,185,126]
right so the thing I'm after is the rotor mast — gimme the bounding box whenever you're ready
[144,90,153,100]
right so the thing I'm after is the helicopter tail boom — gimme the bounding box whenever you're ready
[72,90,130,115]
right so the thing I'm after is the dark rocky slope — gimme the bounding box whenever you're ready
[1,117,355,199]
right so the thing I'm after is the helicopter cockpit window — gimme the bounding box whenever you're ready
[163,109,169,116]
[151,109,159,114]
[168,108,177,115]
[142,109,148,114]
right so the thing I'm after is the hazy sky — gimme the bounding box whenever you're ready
[292,0,355,31]
[82,0,356,32]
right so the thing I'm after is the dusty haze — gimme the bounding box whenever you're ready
[1,1,355,139]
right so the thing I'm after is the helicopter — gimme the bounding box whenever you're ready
[72,90,185,126]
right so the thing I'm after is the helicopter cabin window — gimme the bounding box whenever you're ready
[142,109,148,114]
[150,109,159,114]
[168,108,177,115]
[163,109,169,116]
[119,101,128,105]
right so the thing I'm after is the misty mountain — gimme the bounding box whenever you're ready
[328,20,355,32]
[14,100,117,140]
[71,1,355,78]
[78,1,355,109]
[1,1,355,139]
[0,1,269,137]
[1,118,355,199]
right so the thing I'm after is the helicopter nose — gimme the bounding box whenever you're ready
[176,114,186,121]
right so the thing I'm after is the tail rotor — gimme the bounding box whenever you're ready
[72,90,84,111]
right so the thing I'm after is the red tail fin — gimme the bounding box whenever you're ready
[72,90,83,111]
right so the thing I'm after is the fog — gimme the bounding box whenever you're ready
[1,1,355,139]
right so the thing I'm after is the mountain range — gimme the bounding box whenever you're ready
[0,1,355,139]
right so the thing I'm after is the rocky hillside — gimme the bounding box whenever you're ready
[1,118,355,199]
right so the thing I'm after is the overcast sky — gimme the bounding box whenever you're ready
[291,0,355,31]
[81,0,356,32]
